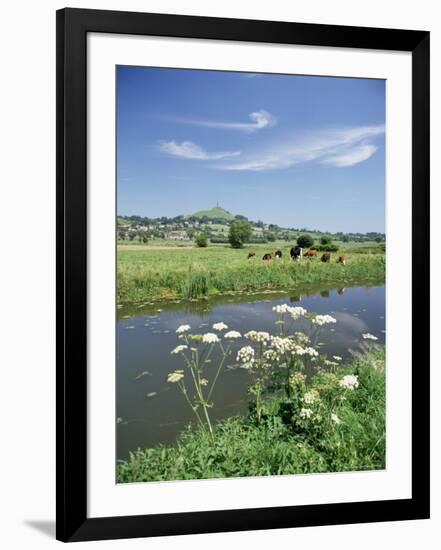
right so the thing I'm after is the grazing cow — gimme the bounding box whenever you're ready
[321,252,331,262]
[290,246,303,260]
[262,253,272,261]
[275,250,282,259]
[248,252,256,259]
[304,249,318,258]
[338,255,346,265]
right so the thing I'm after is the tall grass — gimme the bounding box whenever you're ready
[117,245,385,303]
[117,349,385,482]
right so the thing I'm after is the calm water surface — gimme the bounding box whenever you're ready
[117,283,385,460]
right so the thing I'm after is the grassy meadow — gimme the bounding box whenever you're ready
[117,240,385,304]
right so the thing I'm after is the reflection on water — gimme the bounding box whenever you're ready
[116,282,385,460]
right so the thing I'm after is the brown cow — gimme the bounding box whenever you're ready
[338,255,346,265]
[321,252,331,262]
[248,252,256,259]
[304,249,318,258]
[262,253,272,261]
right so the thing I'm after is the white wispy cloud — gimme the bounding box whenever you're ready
[216,125,384,171]
[158,140,240,160]
[176,110,276,132]
[321,144,378,167]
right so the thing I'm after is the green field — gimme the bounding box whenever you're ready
[117,241,385,304]
[117,348,385,482]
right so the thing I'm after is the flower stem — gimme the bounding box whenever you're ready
[207,345,229,401]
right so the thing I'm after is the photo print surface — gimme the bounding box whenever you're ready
[116,66,386,483]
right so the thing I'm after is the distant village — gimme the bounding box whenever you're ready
[116,206,385,244]
[118,218,207,242]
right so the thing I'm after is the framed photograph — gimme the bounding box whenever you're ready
[56,8,430,542]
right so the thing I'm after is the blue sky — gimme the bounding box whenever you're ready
[117,67,385,233]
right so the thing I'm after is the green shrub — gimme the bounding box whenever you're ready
[195,234,208,247]
[209,236,229,243]
[318,243,339,252]
[297,234,314,248]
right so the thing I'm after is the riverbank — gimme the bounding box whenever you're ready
[117,244,385,304]
[117,348,385,482]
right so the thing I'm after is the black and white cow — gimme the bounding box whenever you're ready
[290,246,303,260]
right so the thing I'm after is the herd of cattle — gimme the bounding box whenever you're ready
[247,247,346,265]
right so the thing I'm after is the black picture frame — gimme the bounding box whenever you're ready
[56,8,430,542]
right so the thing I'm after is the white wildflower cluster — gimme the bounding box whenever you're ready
[292,345,319,358]
[311,314,337,326]
[224,330,241,339]
[236,346,255,367]
[333,355,342,361]
[262,336,318,361]
[263,349,278,361]
[212,322,228,331]
[272,304,292,314]
[167,370,184,383]
[267,336,292,359]
[202,333,220,344]
[331,413,341,424]
[300,408,313,419]
[303,389,319,404]
[324,359,339,367]
[244,330,271,344]
[294,332,310,345]
[289,306,308,320]
[362,333,378,341]
[290,372,306,385]
[339,374,359,390]
[272,304,307,319]
[200,378,209,386]
[176,324,191,334]
[171,344,188,355]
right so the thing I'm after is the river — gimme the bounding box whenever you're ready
[116,282,385,460]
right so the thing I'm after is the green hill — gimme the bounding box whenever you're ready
[189,205,234,221]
